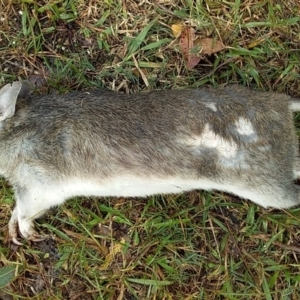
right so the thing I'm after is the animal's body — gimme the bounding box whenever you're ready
[0,82,299,244]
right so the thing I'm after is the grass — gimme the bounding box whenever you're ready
[1,0,300,299]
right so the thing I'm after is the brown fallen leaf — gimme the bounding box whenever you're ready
[172,23,225,69]
[178,26,201,69]
[194,38,225,56]
[179,26,193,61]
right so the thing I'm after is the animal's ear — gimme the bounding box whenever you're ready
[0,82,22,121]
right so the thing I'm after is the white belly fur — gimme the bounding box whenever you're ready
[60,176,203,198]
[49,175,264,207]
[24,175,274,209]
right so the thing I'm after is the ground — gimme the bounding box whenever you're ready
[0,0,300,299]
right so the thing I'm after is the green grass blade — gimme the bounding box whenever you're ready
[125,16,159,58]
[0,265,17,288]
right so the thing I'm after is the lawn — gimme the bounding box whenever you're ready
[0,0,300,299]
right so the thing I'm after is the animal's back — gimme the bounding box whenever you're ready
[1,85,296,182]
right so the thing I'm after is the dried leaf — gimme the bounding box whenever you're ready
[179,26,194,61]
[171,23,184,37]
[178,26,201,69]
[176,26,225,69]
[194,38,225,55]
[100,237,126,271]
[186,56,201,69]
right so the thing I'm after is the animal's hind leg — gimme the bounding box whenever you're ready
[8,184,65,244]
[268,185,300,209]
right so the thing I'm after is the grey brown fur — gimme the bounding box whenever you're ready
[0,82,299,244]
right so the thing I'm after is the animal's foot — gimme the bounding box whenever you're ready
[8,209,47,245]
[9,224,47,245]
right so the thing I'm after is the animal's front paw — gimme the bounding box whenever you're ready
[8,214,23,245]
[19,222,47,243]
[8,208,47,245]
